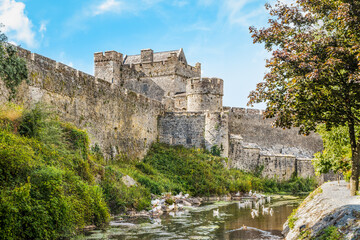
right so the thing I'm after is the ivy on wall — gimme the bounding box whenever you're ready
[0,26,28,99]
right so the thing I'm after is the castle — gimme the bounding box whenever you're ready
[94,49,228,157]
[0,47,329,180]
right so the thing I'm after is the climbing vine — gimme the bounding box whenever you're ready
[0,26,28,99]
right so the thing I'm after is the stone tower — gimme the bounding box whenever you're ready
[186,77,224,112]
[94,51,123,85]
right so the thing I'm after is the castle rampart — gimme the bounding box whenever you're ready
[227,107,328,180]
[5,47,164,159]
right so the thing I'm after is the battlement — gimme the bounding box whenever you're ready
[141,49,154,63]
[186,77,224,96]
[229,107,264,115]
[94,51,123,63]
[186,77,224,112]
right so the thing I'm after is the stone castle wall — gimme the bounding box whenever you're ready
[227,107,323,180]
[132,57,200,98]
[228,107,322,157]
[186,78,223,112]
[158,111,229,157]
[2,47,164,159]
[158,112,206,148]
[94,50,201,101]
[204,112,229,157]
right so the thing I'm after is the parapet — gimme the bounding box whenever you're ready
[94,50,123,63]
[186,77,224,96]
[141,49,154,63]
[230,107,263,115]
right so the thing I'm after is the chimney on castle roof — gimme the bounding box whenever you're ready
[141,49,153,63]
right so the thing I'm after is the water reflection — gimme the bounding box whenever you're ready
[84,198,300,240]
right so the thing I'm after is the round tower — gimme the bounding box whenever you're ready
[94,50,123,84]
[186,77,223,112]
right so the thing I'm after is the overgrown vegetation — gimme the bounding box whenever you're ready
[0,104,109,240]
[0,26,28,99]
[288,208,298,230]
[0,103,318,239]
[315,226,344,240]
[313,124,358,181]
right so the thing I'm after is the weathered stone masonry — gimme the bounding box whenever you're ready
[2,47,164,159]
[0,46,327,179]
[227,107,324,180]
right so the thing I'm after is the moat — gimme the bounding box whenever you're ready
[83,197,301,240]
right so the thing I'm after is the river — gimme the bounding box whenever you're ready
[84,197,301,240]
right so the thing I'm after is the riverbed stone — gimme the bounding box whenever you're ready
[181,200,192,206]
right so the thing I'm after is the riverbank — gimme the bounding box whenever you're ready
[0,103,319,239]
[283,180,360,239]
[83,197,301,240]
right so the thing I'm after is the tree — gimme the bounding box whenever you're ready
[313,124,354,183]
[248,0,360,195]
[0,24,28,99]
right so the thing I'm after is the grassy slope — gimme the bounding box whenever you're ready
[0,104,318,239]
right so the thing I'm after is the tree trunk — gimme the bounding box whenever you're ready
[348,122,360,196]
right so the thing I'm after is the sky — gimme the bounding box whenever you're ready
[0,0,284,109]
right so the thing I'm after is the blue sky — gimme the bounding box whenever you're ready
[0,0,282,108]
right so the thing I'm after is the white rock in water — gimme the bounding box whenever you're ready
[182,200,192,206]
[151,199,160,206]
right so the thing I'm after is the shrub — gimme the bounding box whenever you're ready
[288,208,298,230]
[0,104,110,239]
[316,226,343,240]
[100,166,151,213]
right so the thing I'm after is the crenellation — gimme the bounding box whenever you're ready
[246,108,261,115]
[33,53,57,68]
[55,62,78,77]
[16,47,32,60]
[186,77,224,112]
[94,51,123,63]
[94,48,201,100]
[141,49,154,63]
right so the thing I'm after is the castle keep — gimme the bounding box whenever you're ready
[0,47,326,180]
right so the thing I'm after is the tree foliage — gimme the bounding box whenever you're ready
[249,0,360,195]
[313,124,356,178]
[0,25,28,99]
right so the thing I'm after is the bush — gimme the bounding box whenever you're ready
[0,104,110,239]
[288,208,298,230]
[316,226,343,240]
[143,144,230,196]
[100,166,151,214]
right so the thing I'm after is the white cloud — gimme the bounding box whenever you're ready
[198,0,214,6]
[0,0,36,47]
[221,0,268,27]
[92,0,123,16]
[173,0,188,7]
[39,20,48,39]
[39,22,47,33]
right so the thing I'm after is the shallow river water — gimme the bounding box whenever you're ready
[84,198,301,240]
